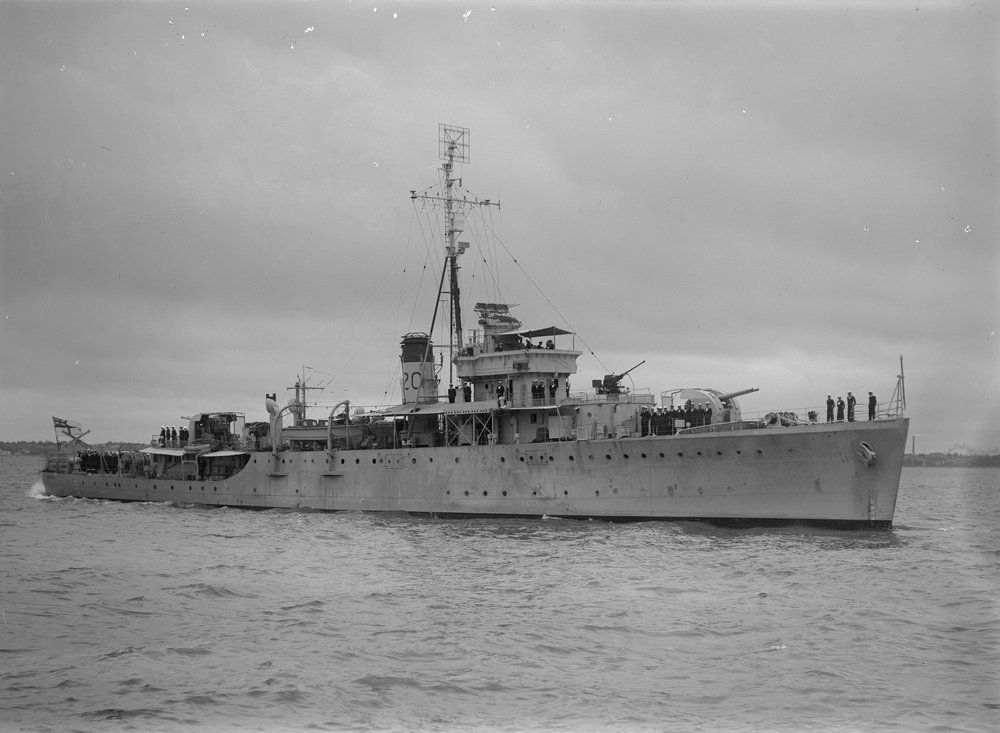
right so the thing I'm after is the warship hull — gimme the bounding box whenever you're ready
[41,417,908,528]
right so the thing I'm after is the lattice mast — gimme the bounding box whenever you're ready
[410,124,499,389]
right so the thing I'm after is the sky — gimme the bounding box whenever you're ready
[1,0,997,453]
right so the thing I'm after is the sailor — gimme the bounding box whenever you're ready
[836,396,845,422]
[826,395,834,423]
[170,426,178,443]
[159,426,166,446]
[447,385,457,404]
[463,383,472,402]
[546,339,554,349]
[868,391,877,420]
[847,392,856,422]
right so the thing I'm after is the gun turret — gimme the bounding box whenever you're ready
[594,360,646,395]
[717,387,759,403]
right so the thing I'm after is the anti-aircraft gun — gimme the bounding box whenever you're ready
[593,360,646,395]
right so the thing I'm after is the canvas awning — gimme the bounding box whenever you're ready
[520,326,573,338]
[379,400,498,417]
[140,447,185,457]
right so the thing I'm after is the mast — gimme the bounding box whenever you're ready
[286,365,322,425]
[410,124,499,391]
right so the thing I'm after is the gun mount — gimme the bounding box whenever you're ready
[593,360,646,395]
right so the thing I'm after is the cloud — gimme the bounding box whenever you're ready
[1,1,998,454]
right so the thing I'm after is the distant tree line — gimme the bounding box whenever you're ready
[902,453,1000,468]
[0,440,146,456]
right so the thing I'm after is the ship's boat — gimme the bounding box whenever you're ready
[41,125,909,528]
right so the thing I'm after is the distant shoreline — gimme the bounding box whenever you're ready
[902,453,1000,468]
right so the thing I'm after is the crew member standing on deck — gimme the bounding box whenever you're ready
[826,395,834,423]
[836,396,845,422]
[847,392,856,422]
[868,391,877,420]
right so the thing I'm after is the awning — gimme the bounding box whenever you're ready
[140,447,185,457]
[520,326,573,338]
[201,450,249,458]
[379,400,499,417]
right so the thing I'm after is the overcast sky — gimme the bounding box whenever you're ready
[1,1,997,453]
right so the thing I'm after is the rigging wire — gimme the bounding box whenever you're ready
[476,214,611,374]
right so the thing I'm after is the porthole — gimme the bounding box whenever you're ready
[563,490,569,496]
[549,456,554,462]
[520,456,525,462]
[341,458,346,464]
[716,451,723,456]
[464,490,469,496]
[429,457,434,463]
[483,491,488,496]
[606,454,612,460]
[500,456,506,463]
[696,451,702,456]
[595,490,600,496]
[372,458,377,464]
[756,449,763,455]
[736,450,742,455]
[623,454,629,459]
[412,458,417,464]
[677,452,684,457]
[455,457,460,463]
[659,452,665,458]
[355,458,360,464]
[641,453,647,459]
[502,490,508,496]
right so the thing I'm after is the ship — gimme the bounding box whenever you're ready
[41,124,909,528]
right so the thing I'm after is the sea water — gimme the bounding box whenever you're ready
[1,455,997,732]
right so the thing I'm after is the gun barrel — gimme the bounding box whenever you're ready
[718,387,759,402]
[619,360,646,379]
